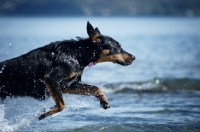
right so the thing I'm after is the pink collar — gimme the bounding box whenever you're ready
[88,62,94,67]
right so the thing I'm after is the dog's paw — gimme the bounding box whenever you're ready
[100,100,110,109]
[38,113,46,120]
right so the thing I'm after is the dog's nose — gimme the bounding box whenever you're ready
[131,55,136,60]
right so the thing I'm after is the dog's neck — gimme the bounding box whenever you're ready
[77,39,101,68]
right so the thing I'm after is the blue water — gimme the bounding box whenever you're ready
[0,17,200,131]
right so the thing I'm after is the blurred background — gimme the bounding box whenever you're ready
[0,0,200,131]
[0,0,200,17]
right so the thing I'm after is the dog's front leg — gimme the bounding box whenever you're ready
[38,74,65,120]
[62,83,110,109]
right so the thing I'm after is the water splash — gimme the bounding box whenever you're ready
[0,65,6,73]
[82,6,91,16]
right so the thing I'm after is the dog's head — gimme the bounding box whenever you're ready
[87,21,135,66]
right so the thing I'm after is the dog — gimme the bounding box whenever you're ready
[0,21,135,120]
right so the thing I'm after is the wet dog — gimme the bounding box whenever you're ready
[0,21,135,120]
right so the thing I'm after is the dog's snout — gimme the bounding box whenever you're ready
[123,53,135,66]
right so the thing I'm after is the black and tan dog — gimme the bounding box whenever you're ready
[0,22,135,120]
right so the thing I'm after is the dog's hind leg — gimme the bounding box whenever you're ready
[62,83,110,109]
[38,74,65,120]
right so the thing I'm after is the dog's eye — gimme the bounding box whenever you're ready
[117,43,121,48]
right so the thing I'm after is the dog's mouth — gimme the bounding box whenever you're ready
[115,60,131,66]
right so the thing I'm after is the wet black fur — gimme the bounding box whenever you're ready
[0,39,96,100]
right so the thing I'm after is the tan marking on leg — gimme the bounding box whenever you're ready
[45,82,65,109]
[62,84,98,96]
[65,71,77,80]
[39,75,65,120]
[62,84,108,104]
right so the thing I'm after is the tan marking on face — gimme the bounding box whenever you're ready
[95,49,125,64]
[89,33,99,43]
[65,71,77,80]
[92,33,99,43]
[123,53,133,63]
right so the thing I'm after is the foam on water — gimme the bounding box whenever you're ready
[0,95,98,131]
[102,78,200,94]
[0,98,39,131]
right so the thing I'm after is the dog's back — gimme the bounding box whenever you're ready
[0,43,56,100]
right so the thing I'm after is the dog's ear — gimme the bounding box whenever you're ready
[87,21,100,43]
[95,27,101,34]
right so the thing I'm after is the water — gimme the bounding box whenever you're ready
[0,17,200,131]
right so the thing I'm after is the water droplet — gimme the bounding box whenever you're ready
[155,79,159,84]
